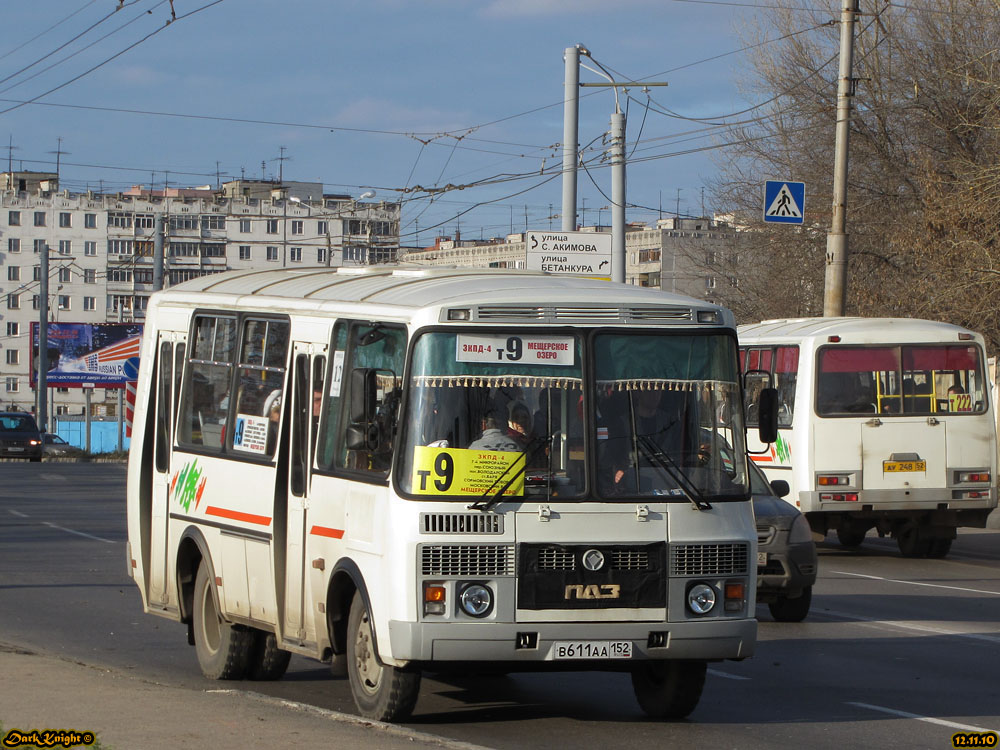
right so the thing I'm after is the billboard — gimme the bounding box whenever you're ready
[32,322,143,388]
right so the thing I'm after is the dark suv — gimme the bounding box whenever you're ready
[0,412,44,461]
[752,461,818,622]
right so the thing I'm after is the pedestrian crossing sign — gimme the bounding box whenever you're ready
[763,180,805,224]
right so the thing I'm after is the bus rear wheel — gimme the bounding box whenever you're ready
[346,591,420,722]
[896,524,931,558]
[192,563,252,680]
[630,659,706,719]
[247,629,291,680]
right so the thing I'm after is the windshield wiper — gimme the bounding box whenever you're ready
[468,434,553,513]
[635,435,712,511]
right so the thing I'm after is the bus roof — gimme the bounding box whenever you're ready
[738,317,980,344]
[153,266,731,326]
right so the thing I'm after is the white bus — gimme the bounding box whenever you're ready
[739,317,997,558]
[126,267,766,722]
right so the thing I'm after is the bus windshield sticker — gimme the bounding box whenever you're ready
[330,350,346,396]
[233,414,269,454]
[411,445,524,496]
[456,334,574,366]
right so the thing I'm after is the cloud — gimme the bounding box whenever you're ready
[334,97,469,134]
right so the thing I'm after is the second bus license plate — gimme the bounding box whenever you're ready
[883,460,927,472]
[552,641,632,660]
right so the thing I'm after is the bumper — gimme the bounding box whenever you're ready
[757,541,818,602]
[0,447,42,459]
[388,617,756,665]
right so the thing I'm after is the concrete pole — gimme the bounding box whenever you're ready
[85,388,92,454]
[153,213,165,291]
[38,243,49,434]
[561,45,584,232]
[823,0,859,317]
[610,111,626,284]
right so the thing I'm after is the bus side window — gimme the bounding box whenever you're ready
[178,315,237,448]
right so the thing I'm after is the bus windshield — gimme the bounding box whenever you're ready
[816,344,987,416]
[396,329,749,502]
[594,332,748,501]
[397,331,586,499]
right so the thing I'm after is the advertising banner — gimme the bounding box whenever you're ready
[32,322,143,388]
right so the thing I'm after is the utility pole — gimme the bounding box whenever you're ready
[610,112,626,284]
[153,213,165,291]
[561,44,585,232]
[824,0,860,317]
[38,244,49,434]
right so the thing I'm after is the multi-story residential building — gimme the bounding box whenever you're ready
[0,174,401,425]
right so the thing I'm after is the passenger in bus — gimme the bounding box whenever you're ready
[264,390,281,454]
[468,411,523,452]
[506,401,534,446]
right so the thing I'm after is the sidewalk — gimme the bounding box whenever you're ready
[0,645,487,750]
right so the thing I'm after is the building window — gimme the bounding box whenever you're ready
[202,215,225,230]
[57,295,70,311]
[266,246,278,261]
[8,210,20,226]
[240,219,251,233]
[169,215,198,231]
[291,220,303,235]
[290,247,302,262]
[109,212,133,228]
[108,269,133,283]
[7,293,19,310]
[317,220,328,235]
[59,240,72,255]
[317,248,326,263]
[56,405,69,416]
[6,322,18,336]
[85,213,97,229]
[5,349,18,365]
[33,211,45,227]
[169,242,199,257]
[266,219,278,234]
[33,267,40,281]
[8,238,19,253]
[58,267,72,283]
[201,244,225,258]
[32,295,40,310]
[34,239,45,253]
[84,241,97,256]
[5,377,18,393]
[84,269,96,284]
[109,240,134,255]
[134,269,153,285]
[7,266,19,281]
[83,296,96,311]
[706,277,717,289]
[134,214,154,229]
[239,245,251,260]
[59,212,72,228]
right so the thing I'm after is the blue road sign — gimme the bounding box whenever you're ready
[763,180,805,224]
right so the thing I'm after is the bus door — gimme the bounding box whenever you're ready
[284,343,327,642]
[150,331,185,607]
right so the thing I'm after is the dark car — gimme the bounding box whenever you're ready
[0,412,44,462]
[43,433,85,458]
[752,461,818,622]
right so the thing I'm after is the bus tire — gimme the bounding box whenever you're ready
[247,629,292,681]
[192,563,252,680]
[768,585,812,622]
[836,527,866,548]
[346,591,420,722]
[896,525,930,558]
[630,659,706,719]
[926,538,952,559]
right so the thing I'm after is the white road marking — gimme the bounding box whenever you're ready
[41,521,115,544]
[848,701,997,733]
[830,570,1000,596]
[708,668,751,680]
[813,608,1000,644]
[8,509,28,517]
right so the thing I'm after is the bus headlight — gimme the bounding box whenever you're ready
[458,583,493,618]
[687,583,716,615]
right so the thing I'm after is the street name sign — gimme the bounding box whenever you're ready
[526,230,612,279]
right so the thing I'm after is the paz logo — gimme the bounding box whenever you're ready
[171,460,207,512]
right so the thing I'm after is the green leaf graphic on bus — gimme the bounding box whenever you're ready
[171,460,207,512]
[775,433,791,463]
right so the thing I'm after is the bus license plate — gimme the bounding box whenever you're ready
[883,460,926,472]
[552,641,632,660]
[757,552,768,566]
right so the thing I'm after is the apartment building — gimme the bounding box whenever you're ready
[0,173,401,423]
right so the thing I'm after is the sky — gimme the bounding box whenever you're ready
[1,0,767,246]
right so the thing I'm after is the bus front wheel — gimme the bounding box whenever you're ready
[192,563,252,680]
[630,659,706,719]
[346,591,420,722]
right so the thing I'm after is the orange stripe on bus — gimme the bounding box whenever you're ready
[750,455,773,463]
[310,525,345,539]
[205,506,272,526]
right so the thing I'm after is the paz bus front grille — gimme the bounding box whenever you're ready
[420,544,515,577]
[670,543,750,576]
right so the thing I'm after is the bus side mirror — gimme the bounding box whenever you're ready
[350,368,377,425]
[758,387,779,444]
